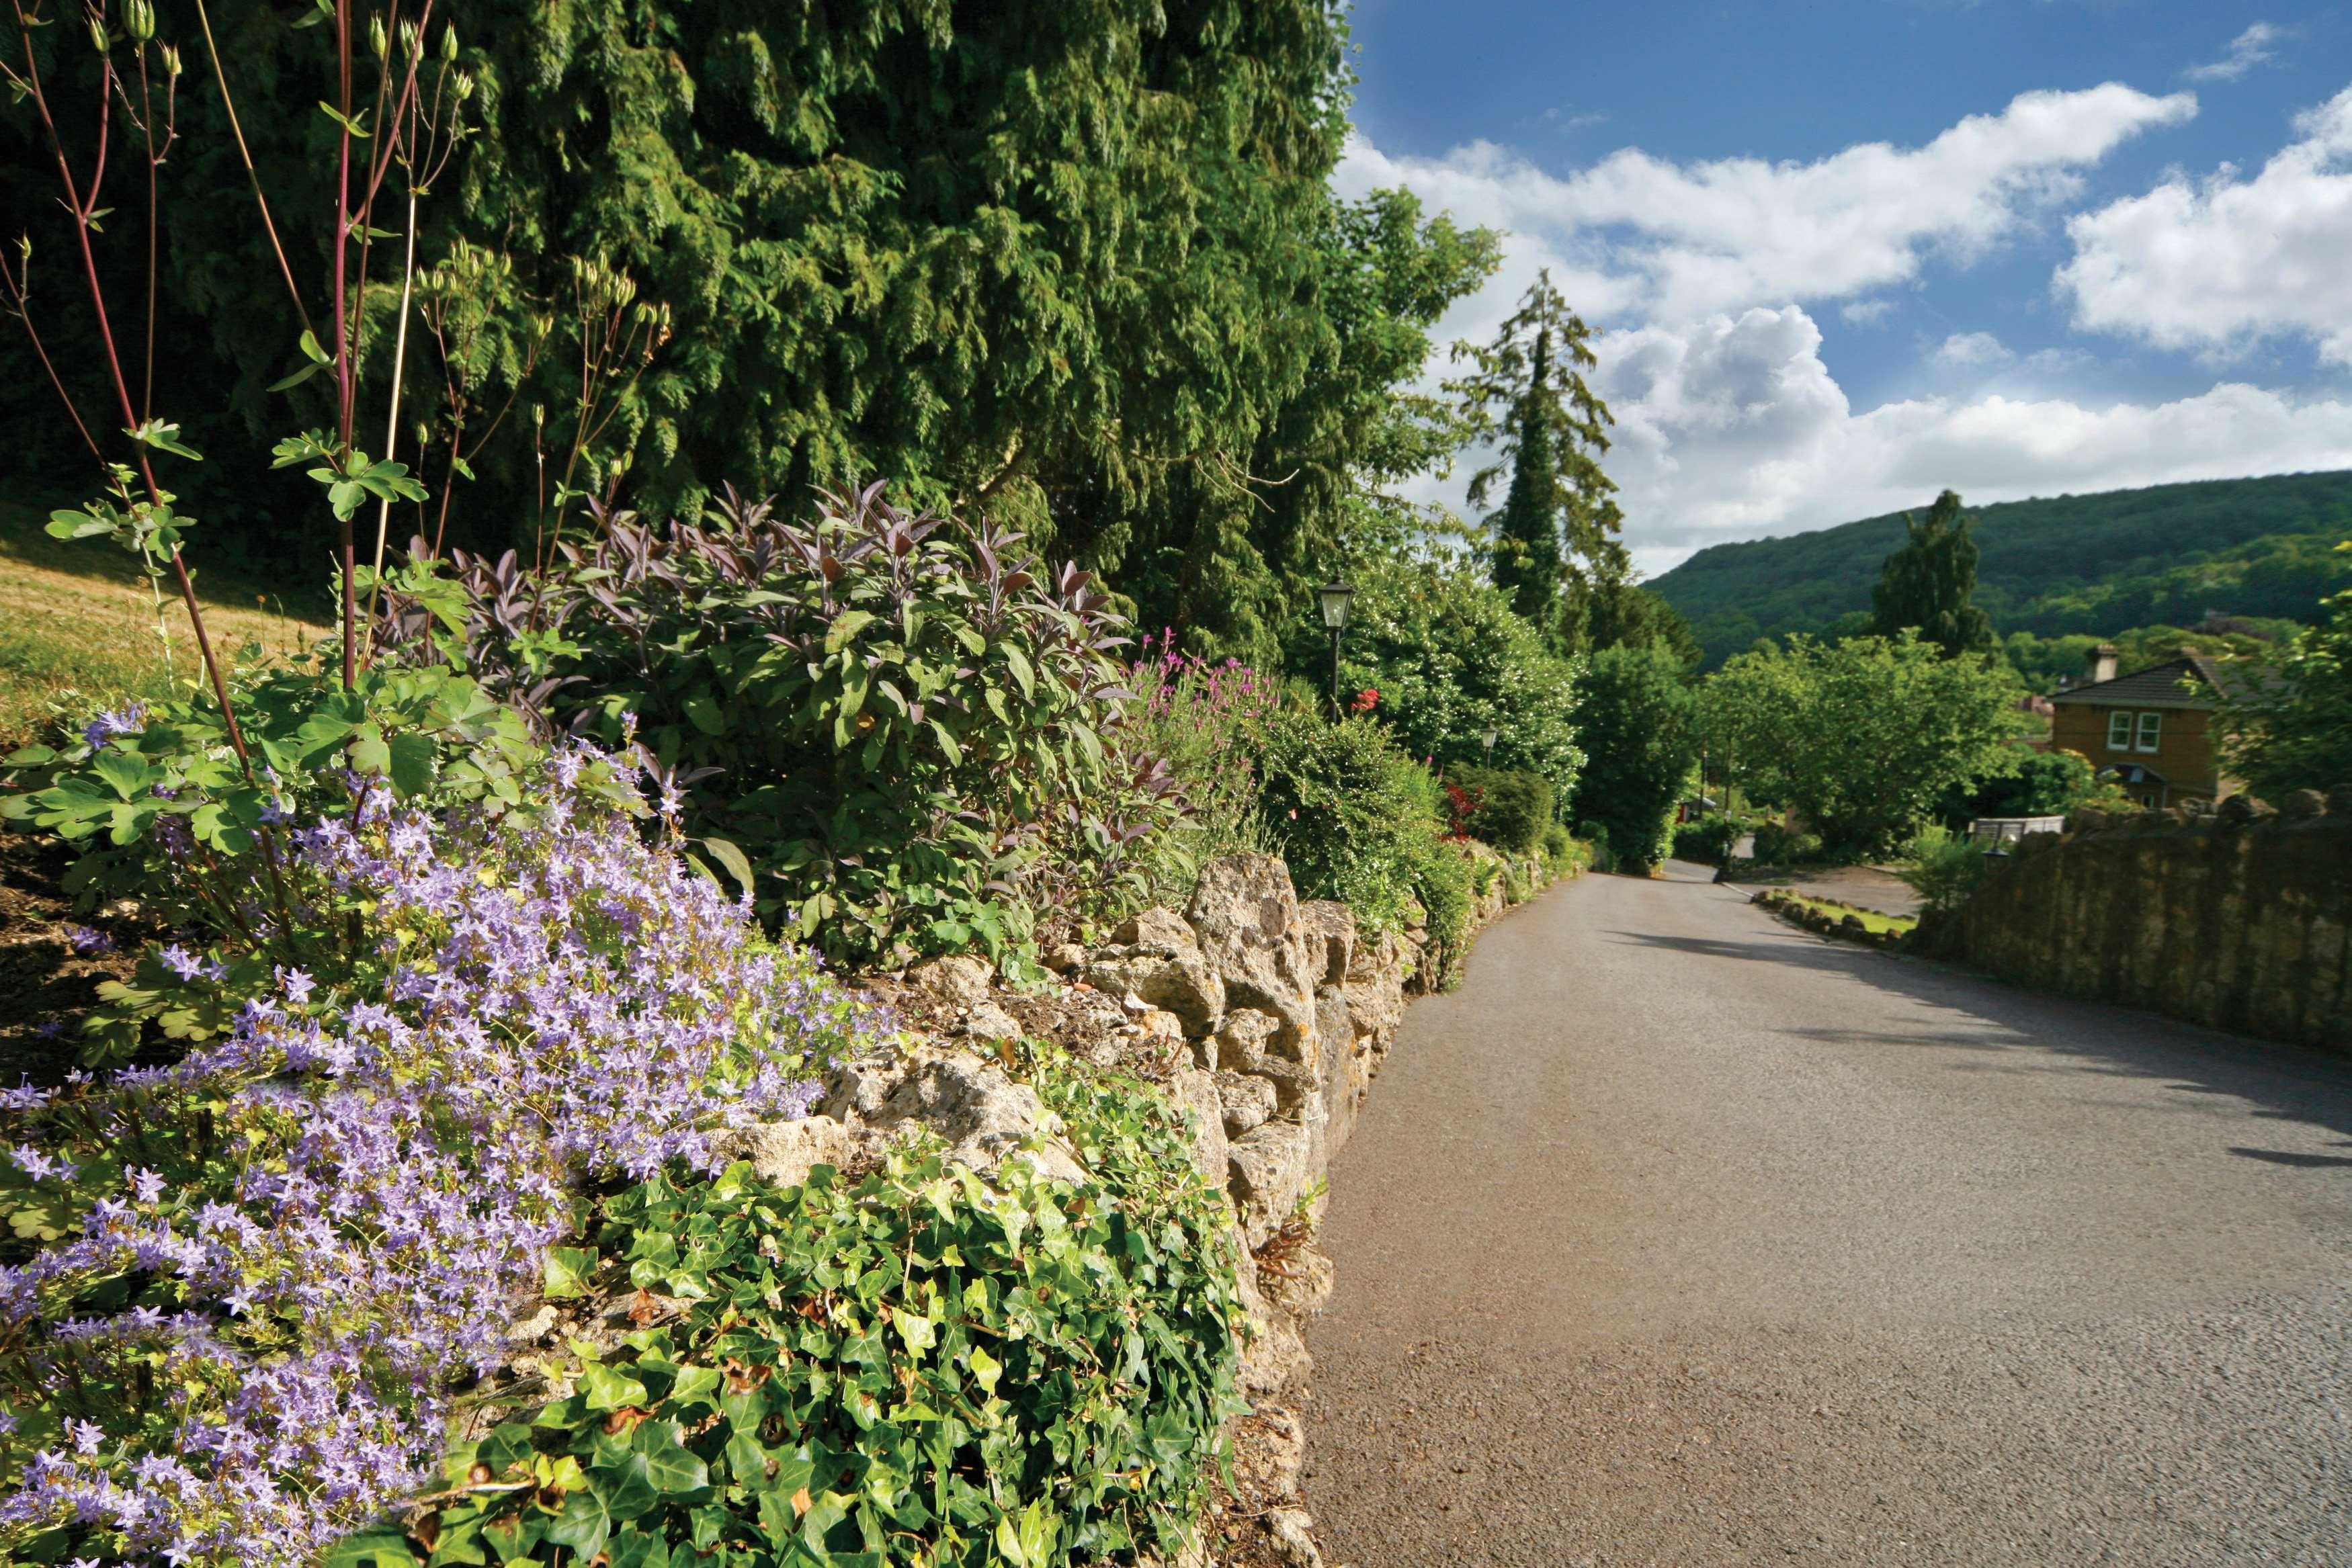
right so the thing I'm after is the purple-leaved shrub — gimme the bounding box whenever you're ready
[0,750,880,1567]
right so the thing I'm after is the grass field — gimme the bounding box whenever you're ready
[0,506,331,750]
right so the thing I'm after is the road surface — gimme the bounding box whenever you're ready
[1303,863,2352,1566]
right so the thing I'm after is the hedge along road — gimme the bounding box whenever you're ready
[1303,861,2352,1566]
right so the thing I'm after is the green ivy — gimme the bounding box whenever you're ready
[347,1053,1242,1568]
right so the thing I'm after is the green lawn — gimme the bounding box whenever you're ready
[0,505,331,749]
[1779,892,1917,937]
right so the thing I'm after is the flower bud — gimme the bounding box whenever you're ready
[122,0,153,42]
[87,12,110,53]
[159,41,182,75]
[440,22,458,61]
[368,15,386,57]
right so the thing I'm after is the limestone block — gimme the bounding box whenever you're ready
[1216,1070,1277,1136]
[908,954,992,1008]
[734,1113,853,1190]
[1113,906,1198,953]
[1296,900,1357,988]
[1228,1119,1314,1248]
[1081,949,1224,1037]
[1216,1007,1316,1110]
[1168,1065,1229,1191]
[962,1001,1022,1043]
[1185,854,1318,1058]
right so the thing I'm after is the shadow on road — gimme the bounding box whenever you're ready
[1604,906,2352,1168]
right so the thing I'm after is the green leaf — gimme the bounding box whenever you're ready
[579,1362,648,1411]
[696,836,756,898]
[682,695,726,736]
[824,609,877,653]
[544,1488,609,1561]
[387,730,437,798]
[46,509,114,541]
[542,1246,598,1299]
[324,1528,422,1567]
[642,1442,710,1495]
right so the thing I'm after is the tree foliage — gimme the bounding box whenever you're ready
[1333,557,1584,801]
[1705,632,2027,857]
[1448,270,1621,626]
[2218,553,2352,799]
[1566,644,1697,872]
[1871,490,1993,656]
[3,0,1505,671]
[1561,572,1700,665]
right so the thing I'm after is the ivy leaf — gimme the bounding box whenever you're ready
[640,1442,709,1495]
[542,1246,598,1299]
[579,1362,648,1411]
[544,1488,608,1561]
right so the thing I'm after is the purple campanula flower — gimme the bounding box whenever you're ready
[61,924,113,956]
[80,702,147,750]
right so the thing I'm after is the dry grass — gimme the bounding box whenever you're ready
[0,508,330,749]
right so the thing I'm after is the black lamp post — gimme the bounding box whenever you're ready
[1481,724,1498,765]
[1317,574,1354,715]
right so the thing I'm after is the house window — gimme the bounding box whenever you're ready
[2107,711,2133,750]
[2136,711,2162,752]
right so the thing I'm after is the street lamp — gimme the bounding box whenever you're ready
[1317,574,1354,714]
[1480,724,1498,765]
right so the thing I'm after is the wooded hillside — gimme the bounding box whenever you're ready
[1650,471,2352,665]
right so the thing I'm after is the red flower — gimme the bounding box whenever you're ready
[1351,687,1379,713]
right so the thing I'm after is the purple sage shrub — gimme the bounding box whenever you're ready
[0,750,879,1567]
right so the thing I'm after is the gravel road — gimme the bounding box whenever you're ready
[1303,863,2352,1566]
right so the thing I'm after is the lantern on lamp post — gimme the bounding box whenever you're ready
[1317,574,1355,715]
[1481,723,1498,765]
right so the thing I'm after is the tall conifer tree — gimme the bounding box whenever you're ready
[1871,489,1994,656]
[1450,271,1621,631]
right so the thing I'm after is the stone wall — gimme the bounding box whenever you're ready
[1919,785,2352,1051]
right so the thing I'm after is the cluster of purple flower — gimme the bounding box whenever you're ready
[0,752,879,1566]
[79,703,147,753]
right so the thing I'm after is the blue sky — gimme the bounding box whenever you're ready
[1336,1,2352,572]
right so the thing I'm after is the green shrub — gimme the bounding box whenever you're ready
[1443,764,1555,857]
[1251,708,1447,938]
[1331,558,1585,800]
[390,1053,1241,1568]
[1542,822,1576,865]
[1409,836,1475,990]
[1566,644,1697,873]
[1751,820,1827,865]
[1671,814,1741,866]
[1574,820,1618,873]
[1896,824,1992,914]
[407,486,1178,967]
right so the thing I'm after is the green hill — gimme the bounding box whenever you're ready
[1650,471,2352,666]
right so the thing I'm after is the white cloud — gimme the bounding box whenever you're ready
[2184,22,2283,82]
[1337,84,2195,326]
[1586,308,2352,562]
[2058,87,2352,364]
[1841,299,1898,328]
[1931,331,2013,368]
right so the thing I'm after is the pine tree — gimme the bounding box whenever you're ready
[1871,490,1994,656]
[1448,271,1621,631]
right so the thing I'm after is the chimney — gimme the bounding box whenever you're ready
[2089,644,2118,683]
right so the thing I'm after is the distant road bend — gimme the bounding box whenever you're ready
[1305,862,2352,1566]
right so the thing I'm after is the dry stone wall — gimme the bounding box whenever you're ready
[1920,785,2352,1051]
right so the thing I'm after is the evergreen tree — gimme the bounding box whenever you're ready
[1871,490,1995,656]
[1449,271,1622,629]
[1561,573,1702,666]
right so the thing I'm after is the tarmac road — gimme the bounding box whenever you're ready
[1302,863,2352,1566]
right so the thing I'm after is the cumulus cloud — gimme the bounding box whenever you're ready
[1337,83,2195,326]
[2184,23,2283,82]
[2058,87,2352,364]
[1586,308,2352,561]
[1931,331,2013,368]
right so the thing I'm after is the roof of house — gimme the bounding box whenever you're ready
[2049,652,2255,711]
